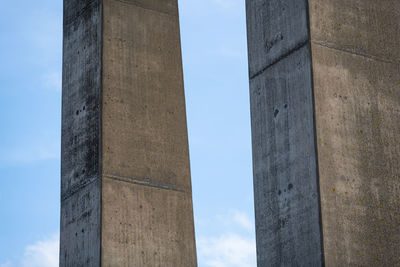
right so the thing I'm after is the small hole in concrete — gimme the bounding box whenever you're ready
[76,110,79,115]
[288,183,293,190]
[83,106,86,111]
[284,104,288,109]
[274,109,279,117]
[278,190,282,195]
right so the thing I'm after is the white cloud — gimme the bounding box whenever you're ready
[198,233,256,267]
[21,235,59,267]
[215,210,255,232]
[198,211,256,267]
[233,211,254,231]
[2,235,59,267]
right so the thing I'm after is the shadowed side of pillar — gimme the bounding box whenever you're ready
[246,0,324,265]
[60,0,102,266]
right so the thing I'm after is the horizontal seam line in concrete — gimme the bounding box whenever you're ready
[311,40,399,65]
[64,1,99,26]
[61,177,99,201]
[249,39,310,80]
[112,0,177,17]
[103,174,188,193]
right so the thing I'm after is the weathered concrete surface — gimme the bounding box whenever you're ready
[101,178,196,266]
[311,44,400,266]
[309,1,400,265]
[309,0,400,63]
[248,0,400,265]
[246,0,310,78]
[60,0,102,265]
[246,0,323,265]
[61,0,197,265]
[101,0,197,265]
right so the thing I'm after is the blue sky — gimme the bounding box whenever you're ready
[0,0,255,266]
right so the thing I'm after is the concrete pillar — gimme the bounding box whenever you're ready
[309,1,400,265]
[60,1,197,266]
[246,0,400,266]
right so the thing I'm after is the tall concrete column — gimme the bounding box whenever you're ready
[60,0,197,266]
[246,0,400,266]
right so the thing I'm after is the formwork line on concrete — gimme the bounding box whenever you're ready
[112,0,177,17]
[103,174,189,193]
[311,40,399,65]
[249,39,310,80]
[61,177,99,201]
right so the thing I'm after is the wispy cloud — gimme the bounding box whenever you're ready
[198,210,256,267]
[0,261,12,267]
[0,139,60,165]
[2,235,59,267]
[198,233,256,267]
[21,235,59,267]
[233,211,254,231]
[215,210,255,232]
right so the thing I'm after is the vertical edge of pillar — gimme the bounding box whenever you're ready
[60,0,103,266]
[246,0,324,265]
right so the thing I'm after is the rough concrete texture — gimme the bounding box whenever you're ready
[246,0,309,78]
[61,0,197,266]
[309,0,400,63]
[60,0,102,265]
[309,0,400,265]
[101,178,196,266]
[101,0,197,265]
[246,0,323,265]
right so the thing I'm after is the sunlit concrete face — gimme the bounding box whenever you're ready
[101,0,197,265]
[309,0,400,265]
[247,0,400,265]
[61,0,197,265]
